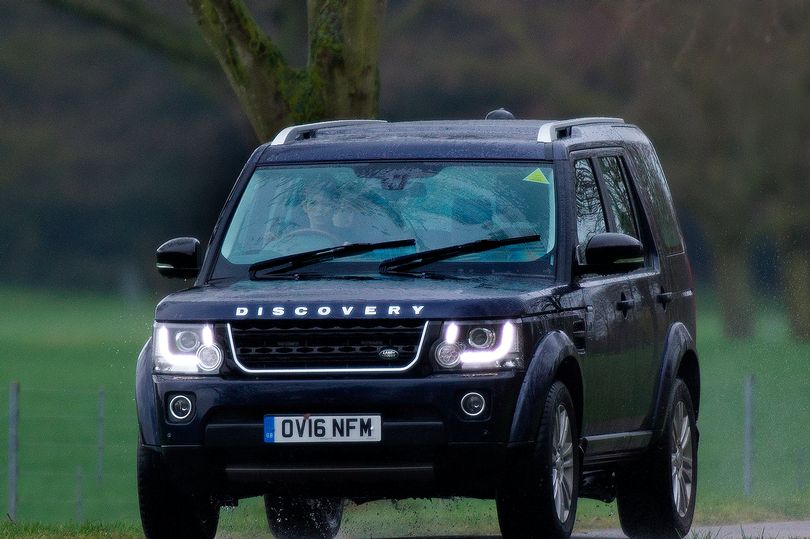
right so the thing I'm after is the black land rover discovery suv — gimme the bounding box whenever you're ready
[137,117,699,539]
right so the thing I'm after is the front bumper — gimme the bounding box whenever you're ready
[148,371,526,498]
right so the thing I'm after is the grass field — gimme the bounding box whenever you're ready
[1,286,809,536]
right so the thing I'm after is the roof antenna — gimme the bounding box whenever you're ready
[485,108,516,120]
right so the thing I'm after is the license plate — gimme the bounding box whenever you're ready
[264,414,381,443]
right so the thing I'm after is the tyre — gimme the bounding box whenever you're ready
[264,495,344,539]
[137,444,219,539]
[616,378,698,539]
[497,380,579,539]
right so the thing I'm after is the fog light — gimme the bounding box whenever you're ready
[169,395,193,421]
[196,344,223,371]
[460,392,486,417]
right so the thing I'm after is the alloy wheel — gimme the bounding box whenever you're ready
[551,403,575,522]
[670,400,694,517]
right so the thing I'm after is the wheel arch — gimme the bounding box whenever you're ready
[555,356,584,437]
[650,322,700,435]
[509,330,582,444]
[136,338,161,447]
[677,349,700,419]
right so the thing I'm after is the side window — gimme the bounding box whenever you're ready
[574,159,607,252]
[598,156,638,238]
[626,144,684,254]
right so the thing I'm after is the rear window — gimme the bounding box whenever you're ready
[626,144,684,254]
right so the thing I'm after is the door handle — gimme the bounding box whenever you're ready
[657,291,673,306]
[616,299,635,311]
[616,292,635,315]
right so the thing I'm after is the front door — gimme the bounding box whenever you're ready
[572,156,644,435]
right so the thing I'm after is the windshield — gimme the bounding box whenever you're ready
[213,161,556,278]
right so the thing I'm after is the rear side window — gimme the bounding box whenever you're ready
[574,159,607,249]
[626,144,684,254]
[598,156,637,238]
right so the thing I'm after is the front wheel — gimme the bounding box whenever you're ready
[616,378,698,538]
[497,380,580,539]
[137,444,219,539]
[264,496,343,539]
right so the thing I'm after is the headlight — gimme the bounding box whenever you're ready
[432,320,523,371]
[153,323,224,374]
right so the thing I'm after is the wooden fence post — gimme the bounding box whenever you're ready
[97,387,105,485]
[7,382,19,521]
[743,375,754,497]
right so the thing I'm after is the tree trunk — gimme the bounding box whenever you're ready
[187,0,386,142]
[307,0,386,119]
[712,243,755,339]
[782,245,810,341]
[186,0,299,141]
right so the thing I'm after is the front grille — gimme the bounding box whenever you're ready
[228,320,427,372]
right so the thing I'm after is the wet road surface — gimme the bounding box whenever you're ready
[574,520,810,538]
[353,520,810,538]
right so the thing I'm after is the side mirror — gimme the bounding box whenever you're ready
[156,237,200,279]
[578,233,644,275]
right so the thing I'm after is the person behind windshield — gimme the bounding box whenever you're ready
[299,178,403,246]
[299,179,365,246]
[257,180,345,251]
[301,182,340,236]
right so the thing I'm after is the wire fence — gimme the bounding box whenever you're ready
[3,374,810,524]
[4,383,139,523]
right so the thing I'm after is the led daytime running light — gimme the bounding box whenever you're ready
[202,325,214,346]
[445,322,460,344]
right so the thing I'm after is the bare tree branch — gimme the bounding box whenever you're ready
[42,0,218,73]
[186,0,302,140]
[47,0,387,142]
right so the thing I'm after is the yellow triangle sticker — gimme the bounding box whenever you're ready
[522,168,550,184]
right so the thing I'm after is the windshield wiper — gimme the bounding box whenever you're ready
[248,272,382,281]
[378,234,541,275]
[249,238,416,279]
[373,269,467,280]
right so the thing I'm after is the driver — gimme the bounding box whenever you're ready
[302,188,339,234]
[299,179,351,242]
[259,177,353,250]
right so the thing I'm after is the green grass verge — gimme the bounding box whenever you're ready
[0,287,808,535]
[0,288,153,524]
[696,300,810,513]
[0,521,141,538]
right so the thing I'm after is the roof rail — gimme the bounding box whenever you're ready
[270,119,387,145]
[536,117,624,143]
